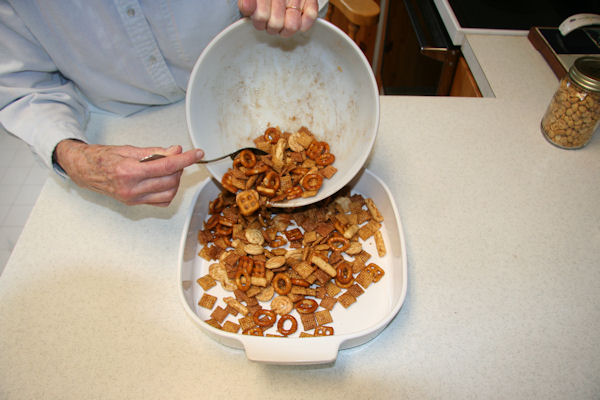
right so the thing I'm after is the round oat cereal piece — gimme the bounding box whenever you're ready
[270,295,293,315]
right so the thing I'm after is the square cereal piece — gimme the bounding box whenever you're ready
[320,165,337,179]
[320,295,337,311]
[355,268,374,289]
[354,250,372,265]
[352,258,367,274]
[337,292,357,308]
[198,293,217,309]
[238,316,255,332]
[299,332,314,338]
[300,313,317,331]
[326,281,342,297]
[292,261,315,279]
[315,309,333,326]
[222,321,240,333]
[204,318,222,330]
[358,220,382,241]
[210,306,229,323]
[224,304,239,317]
[347,284,365,298]
[196,274,216,290]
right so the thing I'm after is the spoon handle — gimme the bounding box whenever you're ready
[139,147,267,164]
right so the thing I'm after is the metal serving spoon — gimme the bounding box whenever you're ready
[139,147,267,164]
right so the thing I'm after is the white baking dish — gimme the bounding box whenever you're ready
[178,169,407,364]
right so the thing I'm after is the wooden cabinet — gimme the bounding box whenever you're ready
[326,0,482,97]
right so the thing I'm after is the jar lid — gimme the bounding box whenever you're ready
[569,56,600,92]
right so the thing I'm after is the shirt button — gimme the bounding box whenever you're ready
[126,8,135,17]
[148,55,157,64]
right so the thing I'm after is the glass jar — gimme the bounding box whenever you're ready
[541,56,600,149]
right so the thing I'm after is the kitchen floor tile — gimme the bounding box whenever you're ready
[0,249,10,276]
[0,226,23,251]
[15,185,44,205]
[0,130,47,277]
[0,185,20,205]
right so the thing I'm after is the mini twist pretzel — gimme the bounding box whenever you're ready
[235,189,260,216]
[300,173,323,191]
[237,255,254,274]
[235,268,251,291]
[253,309,276,327]
[262,171,280,190]
[216,223,233,236]
[264,126,282,144]
[204,214,219,230]
[306,141,330,160]
[277,314,298,336]
[252,260,266,278]
[295,298,318,314]
[285,186,303,200]
[273,272,292,295]
[236,149,257,168]
[245,327,264,336]
[208,195,225,214]
[328,235,350,252]
[336,261,353,285]
[315,152,335,166]
[221,171,238,193]
[244,162,269,176]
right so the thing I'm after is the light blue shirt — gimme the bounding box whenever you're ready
[0,0,327,172]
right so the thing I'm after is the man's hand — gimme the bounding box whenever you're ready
[54,140,204,207]
[238,0,319,37]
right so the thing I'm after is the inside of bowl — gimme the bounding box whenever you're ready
[186,19,379,207]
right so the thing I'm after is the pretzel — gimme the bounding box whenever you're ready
[253,309,276,327]
[237,255,254,274]
[237,149,257,168]
[300,173,323,191]
[336,261,353,285]
[245,327,264,336]
[295,298,318,314]
[235,269,251,292]
[328,235,350,252]
[315,153,335,166]
[314,326,334,336]
[273,272,292,295]
[264,126,281,144]
[306,141,329,160]
[285,186,303,200]
[235,189,260,216]
[277,314,298,336]
[365,263,385,282]
[221,171,238,193]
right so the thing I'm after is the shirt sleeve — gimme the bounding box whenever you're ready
[0,1,89,174]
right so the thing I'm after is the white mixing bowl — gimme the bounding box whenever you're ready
[186,18,379,207]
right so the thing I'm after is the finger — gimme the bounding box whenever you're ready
[238,0,256,16]
[266,0,286,35]
[280,0,303,37]
[300,0,318,32]
[119,145,182,161]
[251,0,271,31]
[141,149,204,178]
[127,171,183,205]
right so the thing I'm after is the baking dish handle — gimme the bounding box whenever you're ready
[242,336,341,365]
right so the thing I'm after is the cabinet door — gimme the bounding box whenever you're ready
[449,56,482,97]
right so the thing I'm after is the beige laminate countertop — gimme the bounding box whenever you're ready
[1,34,599,399]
